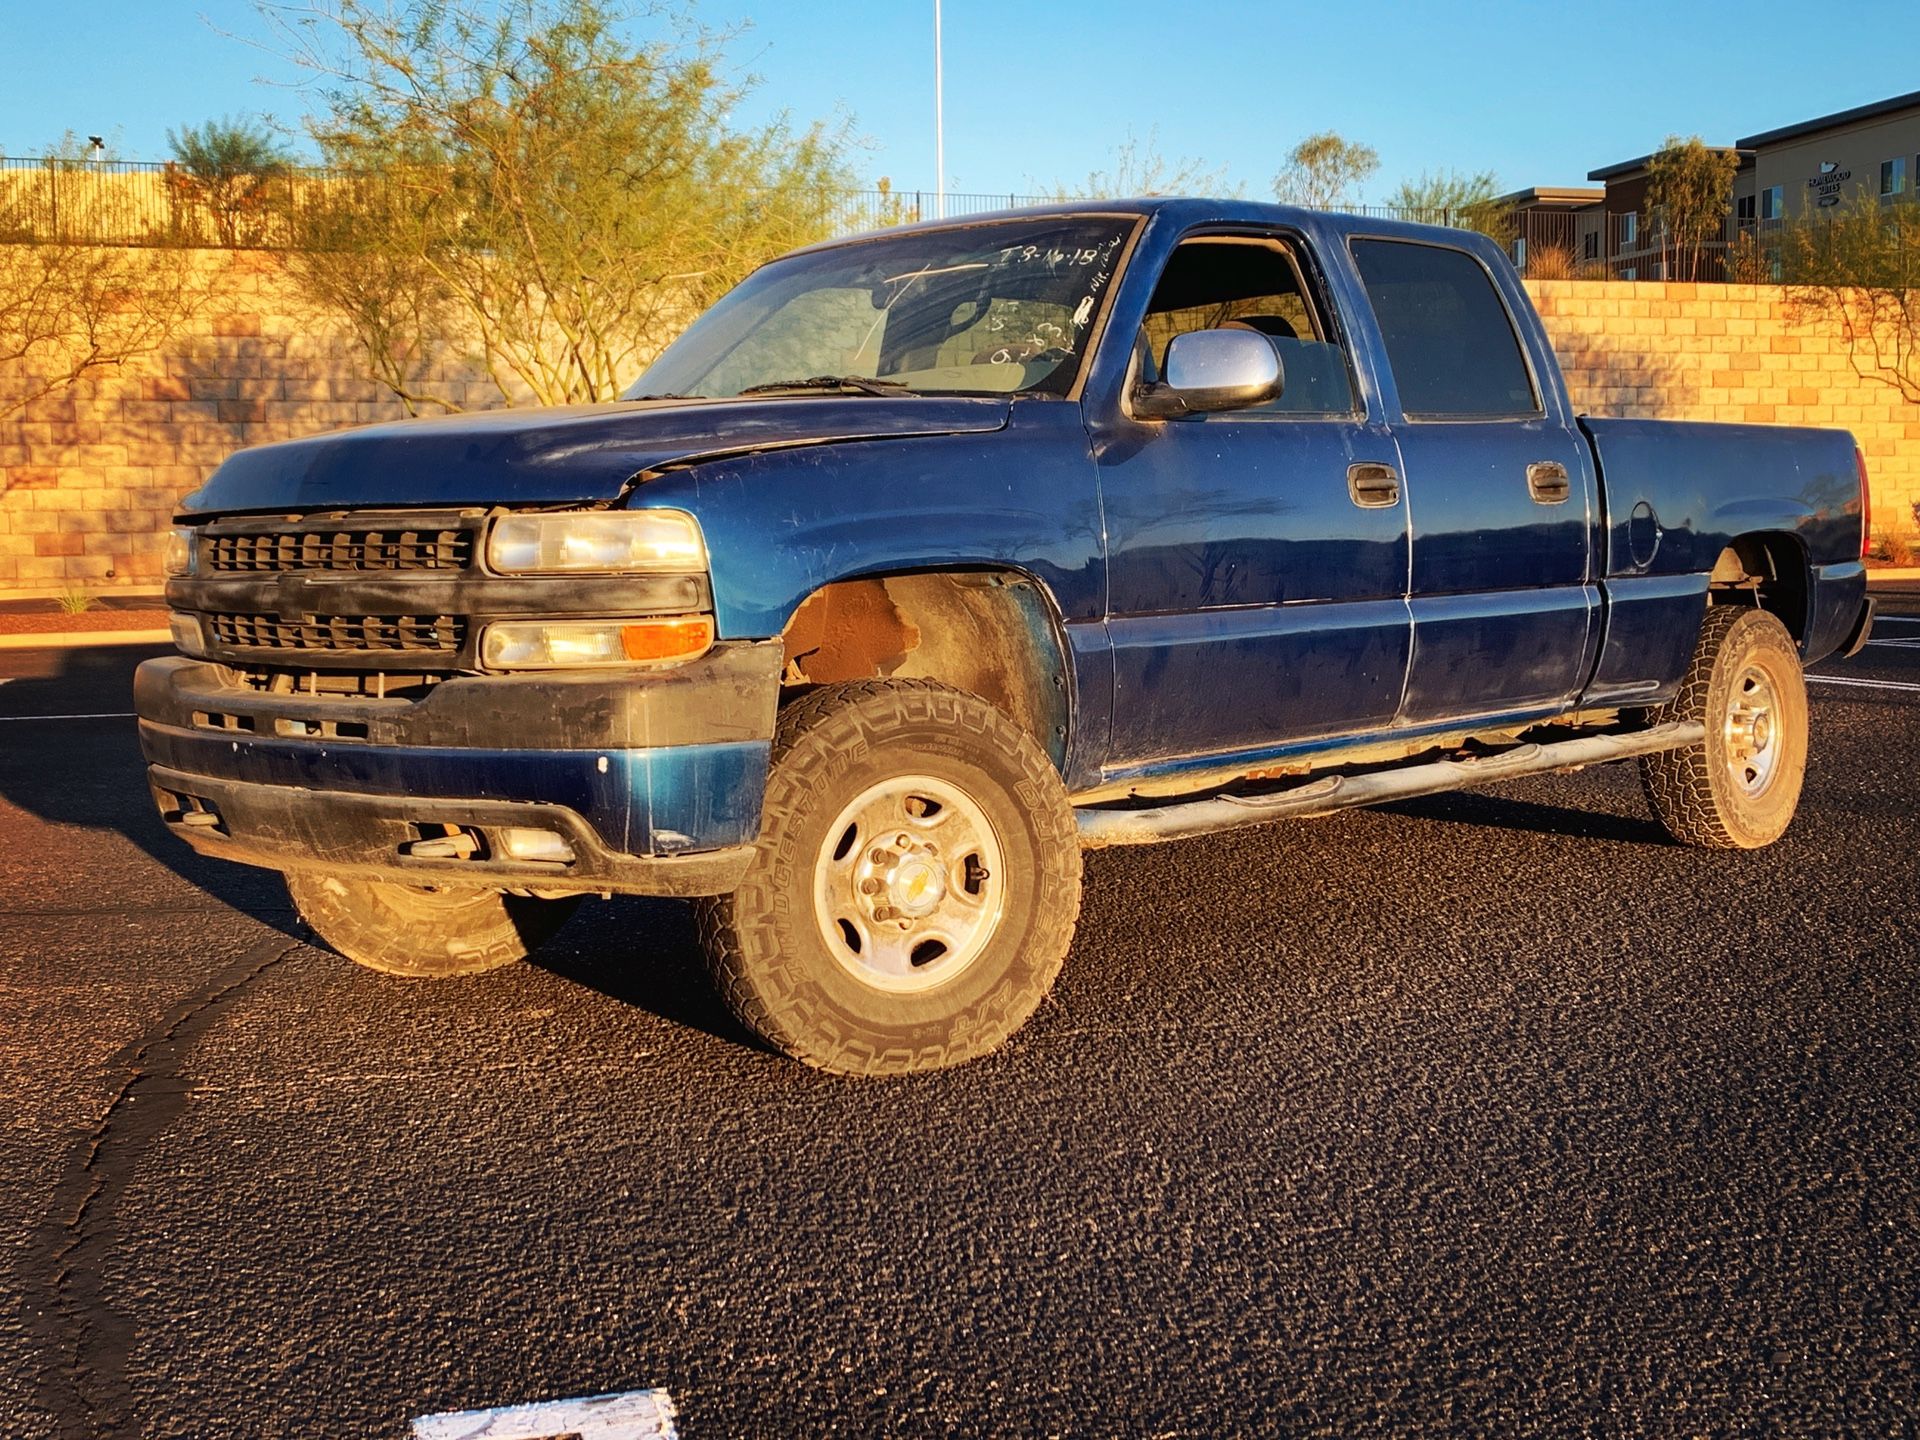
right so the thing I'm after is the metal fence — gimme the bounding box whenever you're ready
[0,153,1783,283]
[0,157,1055,250]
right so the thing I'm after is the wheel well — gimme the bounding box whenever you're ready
[1710,533,1808,641]
[777,570,1072,773]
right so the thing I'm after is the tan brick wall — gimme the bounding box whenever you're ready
[0,249,500,597]
[1525,279,1920,542]
[1,257,1915,598]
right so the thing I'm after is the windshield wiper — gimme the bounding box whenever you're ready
[736,375,915,397]
[627,391,701,401]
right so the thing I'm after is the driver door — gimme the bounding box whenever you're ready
[1094,232,1411,775]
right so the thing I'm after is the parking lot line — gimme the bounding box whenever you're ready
[0,712,135,722]
[1808,674,1920,694]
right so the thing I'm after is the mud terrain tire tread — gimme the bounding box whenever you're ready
[285,871,580,977]
[696,679,1082,1076]
[1639,605,1807,850]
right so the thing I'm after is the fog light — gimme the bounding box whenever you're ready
[169,613,208,658]
[498,827,575,864]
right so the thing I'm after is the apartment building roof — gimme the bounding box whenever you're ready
[1736,89,1920,149]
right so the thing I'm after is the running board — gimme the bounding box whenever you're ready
[1075,721,1706,850]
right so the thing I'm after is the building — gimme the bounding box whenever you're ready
[1735,89,1920,227]
[1578,89,1920,281]
[1494,186,1604,273]
[1585,149,1750,280]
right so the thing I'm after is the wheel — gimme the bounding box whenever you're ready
[285,871,581,977]
[1640,605,1808,849]
[697,679,1083,1076]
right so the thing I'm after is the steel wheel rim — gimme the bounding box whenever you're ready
[1724,662,1783,796]
[813,773,1007,993]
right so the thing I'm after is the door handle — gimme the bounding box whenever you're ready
[1347,461,1400,509]
[1527,461,1572,505]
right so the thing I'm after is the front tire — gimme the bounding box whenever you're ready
[697,680,1083,1076]
[286,871,580,977]
[1640,605,1808,849]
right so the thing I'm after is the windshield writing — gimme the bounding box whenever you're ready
[626,218,1133,400]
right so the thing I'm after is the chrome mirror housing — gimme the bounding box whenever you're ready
[1135,328,1285,419]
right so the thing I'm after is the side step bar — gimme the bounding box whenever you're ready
[1075,721,1706,850]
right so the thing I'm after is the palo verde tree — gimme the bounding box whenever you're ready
[1645,134,1740,282]
[1272,131,1378,211]
[1779,193,1920,403]
[262,0,858,410]
[166,116,298,246]
[1385,168,1513,242]
[1042,129,1243,201]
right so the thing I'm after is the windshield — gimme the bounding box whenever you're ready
[626,217,1136,401]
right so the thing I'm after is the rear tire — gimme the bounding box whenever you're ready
[286,871,580,977]
[697,679,1082,1076]
[1639,605,1807,849]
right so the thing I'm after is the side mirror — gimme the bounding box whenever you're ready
[1133,328,1285,419]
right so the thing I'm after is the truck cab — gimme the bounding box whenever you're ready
[136,200,1873,1074]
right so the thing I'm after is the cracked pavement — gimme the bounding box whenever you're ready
[1,620,1917,1438]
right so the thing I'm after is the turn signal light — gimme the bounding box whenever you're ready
[620,617,715,662]
[479,616,714,670]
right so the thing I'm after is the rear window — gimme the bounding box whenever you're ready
[1350,240,1539,419]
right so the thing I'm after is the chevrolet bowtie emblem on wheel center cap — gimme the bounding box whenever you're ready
[889,858,945,917]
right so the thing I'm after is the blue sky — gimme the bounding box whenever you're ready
[4,0,1918,200]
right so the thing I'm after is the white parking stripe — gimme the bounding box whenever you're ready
[0,711,135,722]
[1870,614,1920,624]
[1809,674,1920,694]
[1864,639,1920,649]
[412,1389,678,1440]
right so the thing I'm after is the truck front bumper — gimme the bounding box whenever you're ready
[134,640,782,897]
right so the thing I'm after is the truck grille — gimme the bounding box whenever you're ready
[208,612,466,654]
[205,527,473,573]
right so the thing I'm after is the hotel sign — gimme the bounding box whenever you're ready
[1807,160,1852,207]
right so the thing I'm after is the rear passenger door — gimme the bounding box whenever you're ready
[1348,238,1599,724]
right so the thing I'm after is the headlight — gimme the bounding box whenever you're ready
[480,616,715,670]
[163,527,197,577]
[486,510,707,575]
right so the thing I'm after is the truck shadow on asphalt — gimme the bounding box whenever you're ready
[533,898,763,1052]
[0,644,306,942]
[1373,788,1673,845]
[0,644,761,1045]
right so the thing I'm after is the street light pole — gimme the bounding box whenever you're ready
[934,0,945,220]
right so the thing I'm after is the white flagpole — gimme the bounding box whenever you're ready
[934,0,945,220]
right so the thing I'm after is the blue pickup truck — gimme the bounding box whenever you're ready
[136,199,1874,1074]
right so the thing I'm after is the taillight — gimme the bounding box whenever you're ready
[1857,446,1871,560]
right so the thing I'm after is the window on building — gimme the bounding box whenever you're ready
[1349,239,1539,419]
[1512,236,1527,270]
[1882,157,1908,198]
[1620,211,1638,248]
[1760,185,1784,221]
[1583,231,1600,260]
[1736,194,1756,224]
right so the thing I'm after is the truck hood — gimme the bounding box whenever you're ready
[179,395,1013,516]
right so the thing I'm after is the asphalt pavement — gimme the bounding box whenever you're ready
[2,609,1916,1438]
